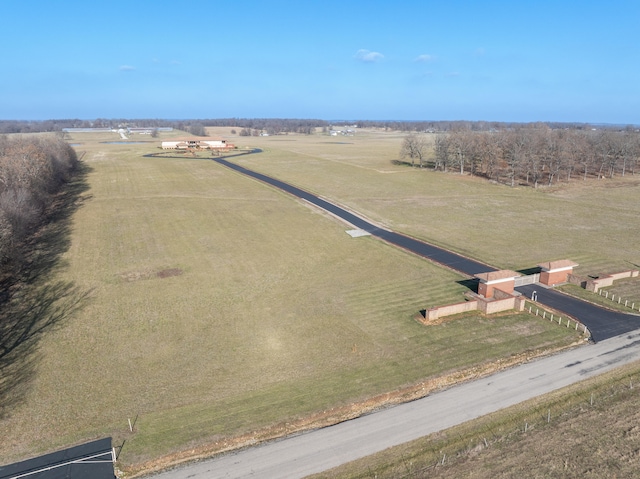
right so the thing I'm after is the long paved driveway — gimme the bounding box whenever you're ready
[214,157,492,276]
[213,156,640,341]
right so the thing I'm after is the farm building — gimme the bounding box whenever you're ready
[161,138,235,150]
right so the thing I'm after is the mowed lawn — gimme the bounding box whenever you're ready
[231,128,640,276]
[0,132,587,467]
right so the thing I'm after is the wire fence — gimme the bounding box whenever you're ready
[370,367,640,479]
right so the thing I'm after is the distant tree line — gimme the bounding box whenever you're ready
[403,125,640,187]
[0,135,79,267]
[4,118,637,136]
[197,118,326,135]
[0,118,330,136]
[354,119,621,133]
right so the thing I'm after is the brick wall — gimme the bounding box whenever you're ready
[585,270,639,293]
[420,292,525,324]
[423,300,478,322]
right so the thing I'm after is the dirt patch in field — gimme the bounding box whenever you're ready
[156,268,183,279]
[118,270,154,282]
[118,268,183,283]
[122,342,582,478]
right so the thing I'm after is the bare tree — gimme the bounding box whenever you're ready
[449,130,471,175]
[562,131,586,181]
[408,125,638,187]
[434,134,451,171]
[594,130,615,179]
[0,136,78,264]
[400,132,429,168]
[502,130,528,187]
[540,129,562,186]
[188,123,206,136]
[617,131,637,177]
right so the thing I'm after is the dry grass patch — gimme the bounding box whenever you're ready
[312,361,640,479]
[0,131,599,470]
[229,130,640,275]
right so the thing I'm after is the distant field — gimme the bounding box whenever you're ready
[223,127,640,276]
[1,128,633,472]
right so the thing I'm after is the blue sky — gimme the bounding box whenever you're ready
[2,0,639,123]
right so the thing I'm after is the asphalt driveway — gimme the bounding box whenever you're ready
[517,284,640,341]
[213,155,640,342]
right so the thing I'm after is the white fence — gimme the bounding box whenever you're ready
[597,289,640,311]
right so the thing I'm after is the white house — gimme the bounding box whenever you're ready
[161,138,235,150]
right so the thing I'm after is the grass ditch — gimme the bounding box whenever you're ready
[311,359,640,479]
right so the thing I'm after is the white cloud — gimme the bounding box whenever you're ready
[414,54,435,63]
[119,65,136,72]
[354,49,384,63]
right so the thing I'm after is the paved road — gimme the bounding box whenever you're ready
[151,332,640,479]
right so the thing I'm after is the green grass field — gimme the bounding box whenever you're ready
[1,128,636,472]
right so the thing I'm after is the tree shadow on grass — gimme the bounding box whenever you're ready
[0,281,90,418]
[390,159,415,167]
[0,161,93,418]
[390,159,436,169]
